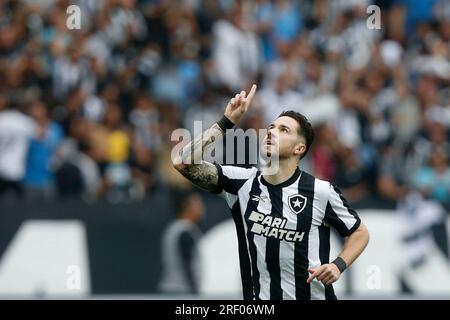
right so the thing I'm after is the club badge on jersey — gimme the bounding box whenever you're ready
[288,194,307,214]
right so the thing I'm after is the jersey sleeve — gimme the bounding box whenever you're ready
[213,164,257,195]
[324,183,361,237]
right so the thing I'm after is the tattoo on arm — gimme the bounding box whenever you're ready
[179,123,223,164]
[174,123,225,192]
[178,161,219,192]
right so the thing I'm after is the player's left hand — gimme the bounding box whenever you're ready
[224,84,257,125]
[306,264,341,285]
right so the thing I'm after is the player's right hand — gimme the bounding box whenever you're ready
[306,264,341,285]
[224,84,257,125]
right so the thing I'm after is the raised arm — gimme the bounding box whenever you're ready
[172,84,257,192]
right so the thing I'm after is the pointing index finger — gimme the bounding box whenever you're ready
[247,84,257,102]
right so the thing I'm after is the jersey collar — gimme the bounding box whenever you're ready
[260,167,302,188]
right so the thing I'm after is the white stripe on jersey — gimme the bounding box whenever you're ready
[236,174,260,296]
[221,165,257,180]
[308,179,330,300]
[254,177,272,300]
[279,174,302,300]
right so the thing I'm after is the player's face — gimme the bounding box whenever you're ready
[262,116,306,160]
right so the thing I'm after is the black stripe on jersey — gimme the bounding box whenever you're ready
[266,186,283,300]
[331,184,359,218]
[295,171,314,300]
[330,184,361,235]
[243,173,262,299]
[231,200,254,300]
[318,224,337,300]
[324,202,350,237]
[324,202,361,237]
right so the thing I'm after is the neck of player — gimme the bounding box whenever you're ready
[261,157,299,186]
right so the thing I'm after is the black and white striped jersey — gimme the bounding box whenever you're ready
[212,164,361,300]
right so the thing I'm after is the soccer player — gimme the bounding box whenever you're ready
[172,85,370,300]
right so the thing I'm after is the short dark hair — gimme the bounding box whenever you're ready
[278,110,314,159]
[173,190,197,214]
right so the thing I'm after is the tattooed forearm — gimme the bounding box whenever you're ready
[173,123,225,192]
[177,161,219,192]
[176,123,224,165]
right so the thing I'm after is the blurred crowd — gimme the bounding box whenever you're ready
[0,0,449,210]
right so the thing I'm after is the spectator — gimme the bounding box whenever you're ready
[53,117,101,200]
[310,123,338,182]
[212,3,260,91]
[255,0,303,61]
[24,101,64,200]
[258,72,303,125]
[413,146,450,209]
[100,104,133,203]
[129,92,161,152]
[159,192,205,295]
[52,45,92,101]
[0,99,36,201]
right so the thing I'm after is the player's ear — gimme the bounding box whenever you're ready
[293,143,306,156]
